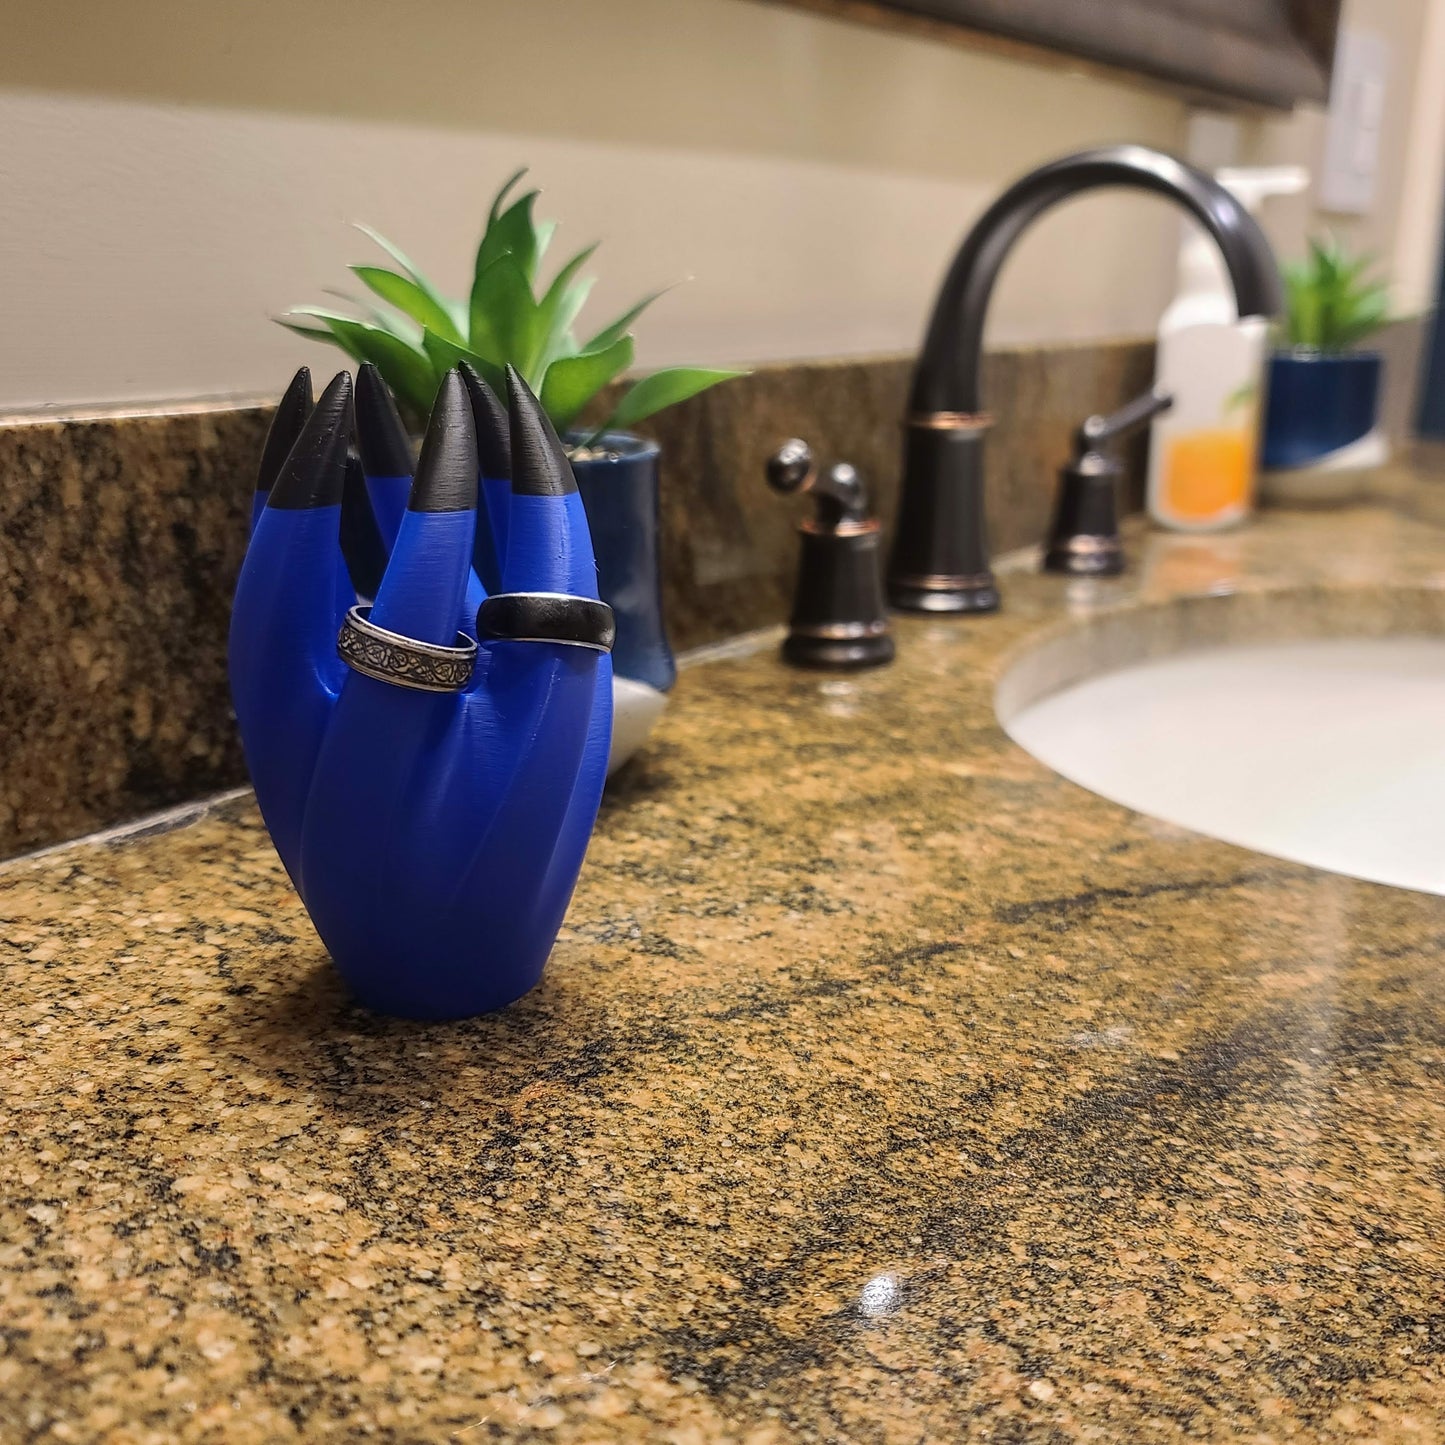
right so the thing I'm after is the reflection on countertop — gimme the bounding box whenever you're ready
[5,489,1445,1441]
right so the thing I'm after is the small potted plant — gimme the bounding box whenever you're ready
[1262,236,1390,495]
[278,170,743,769]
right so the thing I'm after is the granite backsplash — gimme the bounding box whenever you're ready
[2,336,1155,859]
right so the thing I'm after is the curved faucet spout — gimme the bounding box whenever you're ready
[912,146,1283,415]
[888,145,1283,614]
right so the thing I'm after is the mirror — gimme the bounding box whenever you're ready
[757,0,1342,111]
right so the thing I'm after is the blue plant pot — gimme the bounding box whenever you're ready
[1262,350,1383,469]
[570,433,676,769]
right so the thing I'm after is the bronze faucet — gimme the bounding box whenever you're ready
[887,144,1284,614]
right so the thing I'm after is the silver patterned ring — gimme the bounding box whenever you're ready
[337,605,478,693]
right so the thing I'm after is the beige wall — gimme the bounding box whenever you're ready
[1,0,1190,411]
[4,0,1441,416]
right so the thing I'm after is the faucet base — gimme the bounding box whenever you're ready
[781,523,896,669]
[888,573,1000,614]
[782,628,896,669]
[887,427,998,615]
[1042,536,1124,577]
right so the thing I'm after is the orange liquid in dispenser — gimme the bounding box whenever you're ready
[1162,428,1254,524]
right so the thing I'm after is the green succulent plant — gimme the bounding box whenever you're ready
[1280,236,1391,352]
[278,169,744,441]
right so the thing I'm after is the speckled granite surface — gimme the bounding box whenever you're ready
[0,339,1150,860]
[0,405,266,859]
[5,503,1445,1442]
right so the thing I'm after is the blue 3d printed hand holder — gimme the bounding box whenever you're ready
[230,363,615,1020]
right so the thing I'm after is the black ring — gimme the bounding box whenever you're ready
[477,592,616,653]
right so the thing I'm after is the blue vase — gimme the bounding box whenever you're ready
[570,434,676,770]
[1262,350,1383,468]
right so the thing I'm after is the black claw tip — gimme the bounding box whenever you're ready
[355,362,415,481]
[340,454,389,601]
[409,369,479,513]
[506,365,577,496]
[267,371,352,510]
[458,362,511,481]
[256,366,314,496]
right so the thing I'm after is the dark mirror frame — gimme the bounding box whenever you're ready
[756,0,1342,111]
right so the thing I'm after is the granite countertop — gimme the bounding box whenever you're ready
[5,498,1445,1442]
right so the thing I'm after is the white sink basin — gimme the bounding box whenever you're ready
[1003,637,1445,895]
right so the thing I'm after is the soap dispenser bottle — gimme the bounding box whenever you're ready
[1147,164,1307,532]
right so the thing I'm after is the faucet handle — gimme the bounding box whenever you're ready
[765,437,814,490]
[764,439,894,670]
[1076,387,1173,455]
[766,438,869,526]
[1045,387,1172,579]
